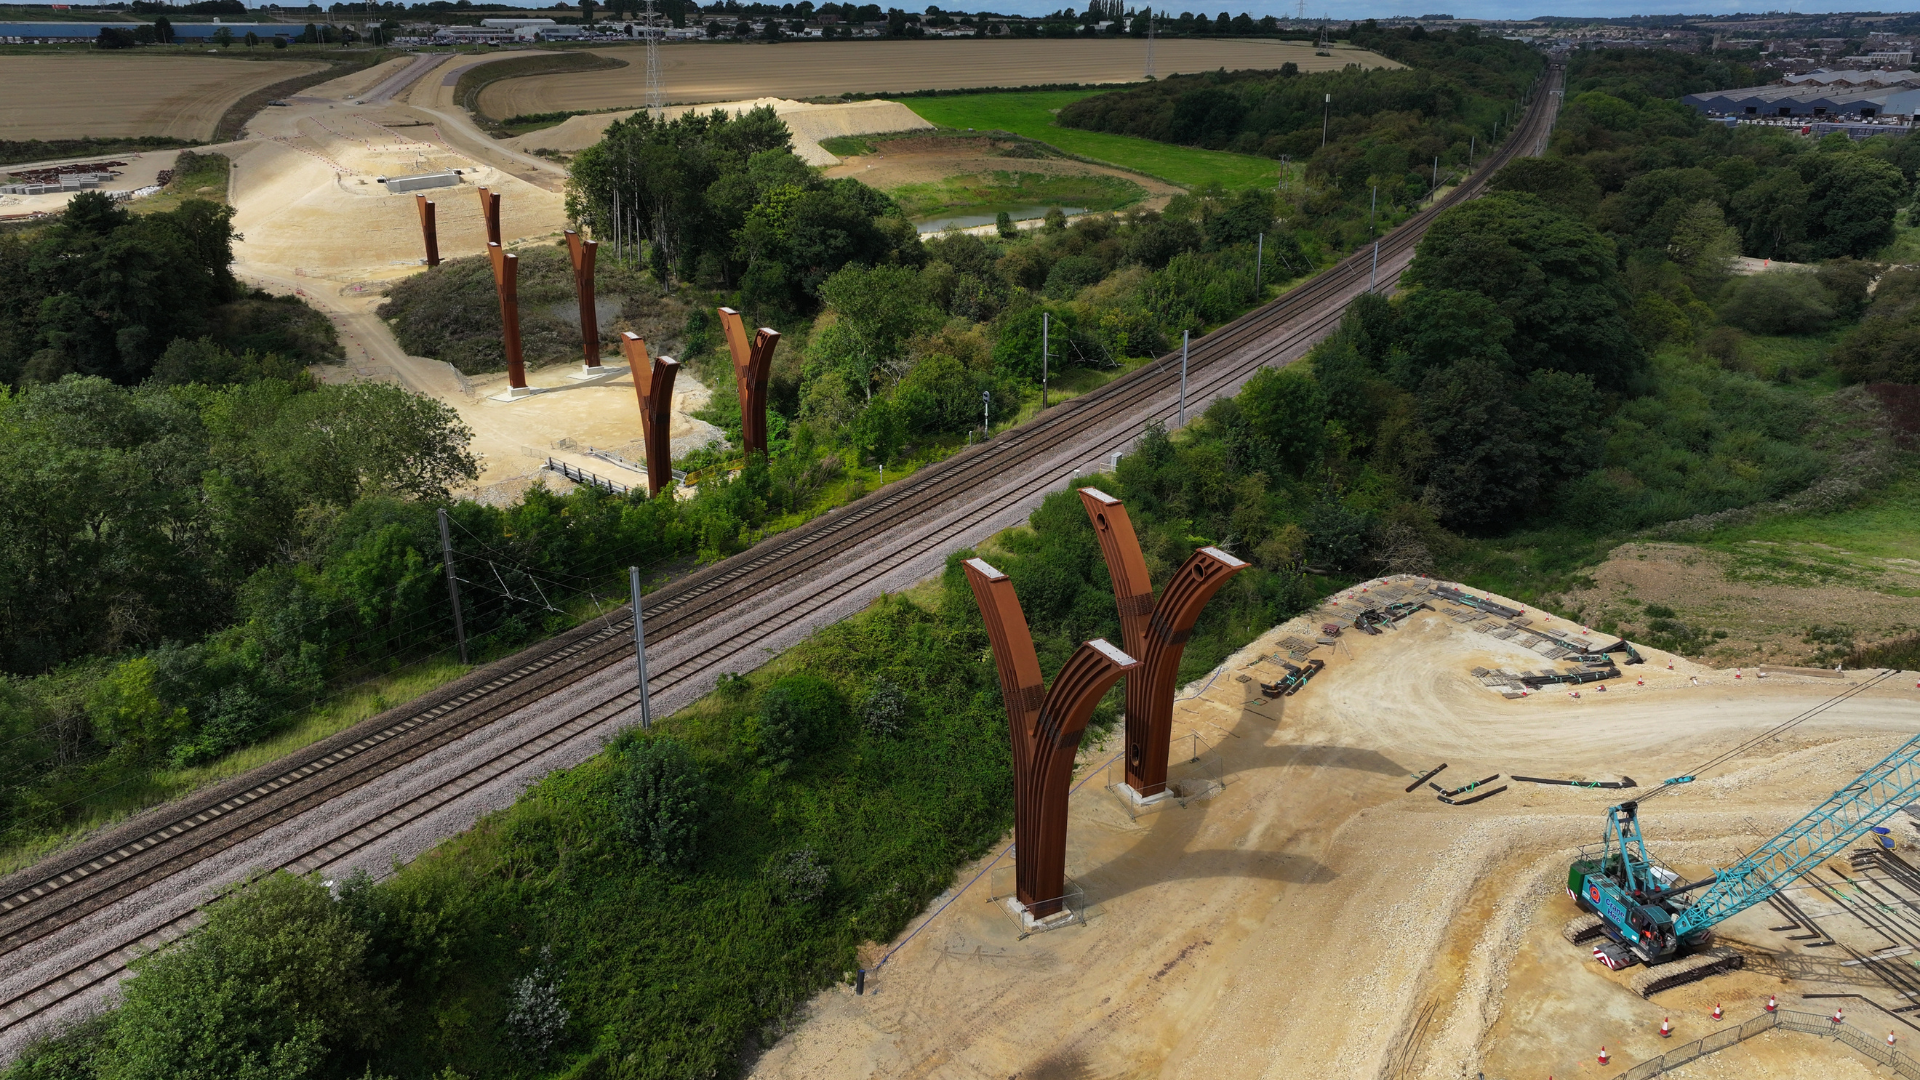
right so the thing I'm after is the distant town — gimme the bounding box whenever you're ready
[2,0,1918,53]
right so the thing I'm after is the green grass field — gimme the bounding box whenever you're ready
[886,169,1145,220]
[903,91,1283,192]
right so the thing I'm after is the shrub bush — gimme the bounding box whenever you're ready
[741,673,843,772]
[1718,271,1835,336]
[614,735,711,869]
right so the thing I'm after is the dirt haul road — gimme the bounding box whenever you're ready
[0,55,327,141]
[477,38,1396,120]
[750,578,1920,1080]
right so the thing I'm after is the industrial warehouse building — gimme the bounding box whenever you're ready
[1684,69,1920,127]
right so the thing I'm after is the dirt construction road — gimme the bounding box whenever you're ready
[751,578,1920,1080]
[477,38,1394,119]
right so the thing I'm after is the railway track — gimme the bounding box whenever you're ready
[0,60,1564,1046]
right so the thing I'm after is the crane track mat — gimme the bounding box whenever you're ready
[1438,784,1508,806]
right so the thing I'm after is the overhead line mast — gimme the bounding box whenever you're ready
[644,0,665,118]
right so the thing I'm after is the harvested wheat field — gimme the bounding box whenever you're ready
[749,576,1920,1080]
[0,55,325,140]
[477,38,1392,120]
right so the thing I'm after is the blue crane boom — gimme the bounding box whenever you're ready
[1673,729,1920,936]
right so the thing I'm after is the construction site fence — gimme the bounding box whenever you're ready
[1609,1009,1920,1080]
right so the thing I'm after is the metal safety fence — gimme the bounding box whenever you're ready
[1610,1009,1920,1080]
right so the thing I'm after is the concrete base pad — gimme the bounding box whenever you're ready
[1114,782,1174,807]
[567,364,628,381]
[1005,896,1077,933]
[489,384,538,401]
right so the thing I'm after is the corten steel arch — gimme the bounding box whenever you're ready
[477,186,502,247]
[487,242,527,391]
[565,229,602,369]
[415,193,440,268]
[1078,487,1248,798]
[717,307,779,457]
[963,558,1138,917]
[621,331,679,497]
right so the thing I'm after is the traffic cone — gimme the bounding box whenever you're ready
[1636,678,1644,686]
[1892,1030,1899,1047]
[1833,1006,1846,1024]
[1598,1046,1610,1065]
[1766,994,1777,1012]
[1660,1016,1672,1037]
[1712,1003,1723,1020]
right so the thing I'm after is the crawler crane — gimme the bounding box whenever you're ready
[1562,672,1914,995]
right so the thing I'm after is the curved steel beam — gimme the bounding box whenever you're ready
[477,185,501,248]
[964,558,1137,917]
[565,229,600,369]
[486,241,525,391]
[718,307,779,458]
[1079,488,1247,796]
[414,193,439,268]
[621,332,679,498]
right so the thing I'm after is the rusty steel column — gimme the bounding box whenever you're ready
[1079,487,1247,798]
[565,229,601,369]
[477,186,502,248]
[718,307,779,458]
[415,193,440,267]
[622,332,679,498]
[488,241,527,392]
[964,558,1137,918]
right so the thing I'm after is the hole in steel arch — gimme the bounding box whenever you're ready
[1130,741,1144,767]
[1096,513,1108,530]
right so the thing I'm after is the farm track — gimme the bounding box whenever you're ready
[0,60,1563,1043]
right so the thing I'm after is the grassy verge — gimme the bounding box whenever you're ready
[0,653,474,877]
[903,90,1282,191]
[128,149,230,214]
[1699,471,1920,592]
[212,50,404,142]
[889,169,1145,221]
[457,51,629,130]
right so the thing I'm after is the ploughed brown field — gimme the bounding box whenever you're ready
[476,38,1393,119]
[0,55,326,141]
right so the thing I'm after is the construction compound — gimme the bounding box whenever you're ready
[749,576,1920,1080]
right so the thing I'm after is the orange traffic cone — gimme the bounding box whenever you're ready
[1712,1003,1723,1020]
[1766,994,1777,1012]
[1660,1016,1672,1037]
[1598,1046,1610,1065]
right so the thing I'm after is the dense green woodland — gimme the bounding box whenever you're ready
[5,45,1920,1080]
[0,192,341,385]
